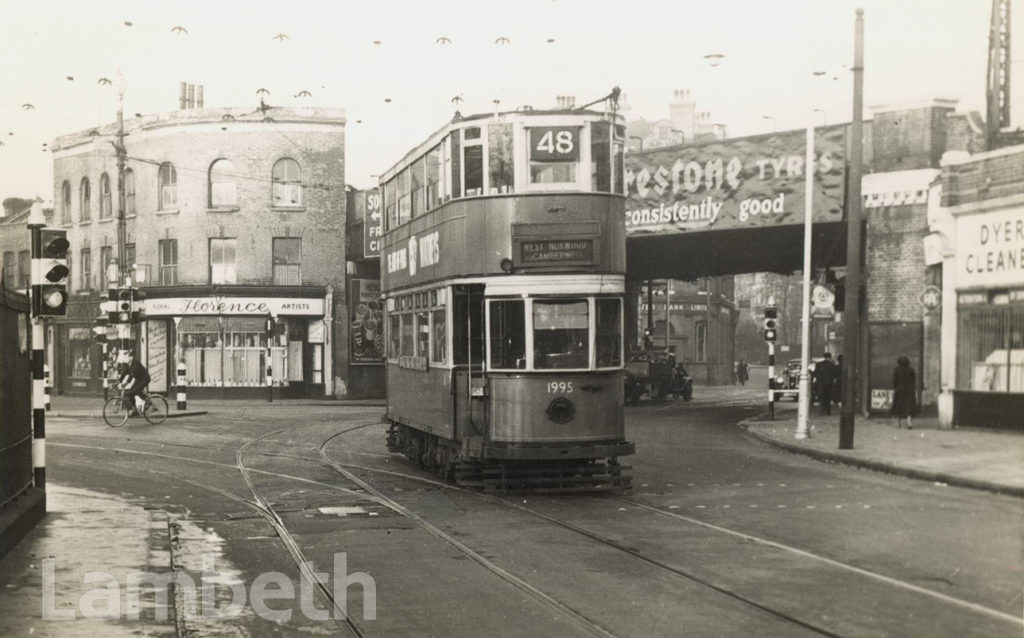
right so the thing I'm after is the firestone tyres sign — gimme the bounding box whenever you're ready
[624,127,846,236]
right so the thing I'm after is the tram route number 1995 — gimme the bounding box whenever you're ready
[547,381,574,394]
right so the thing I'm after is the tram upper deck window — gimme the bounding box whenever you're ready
[489,299,526,369]
[534,299,589,369]
[384,179,398,230]
[529,127,580,186]
[410,157,425,217]
[398,169,412,225]
[488,123,514,194]
[613,125,626,194]
[463,126,484,196]
[426,145,442,210]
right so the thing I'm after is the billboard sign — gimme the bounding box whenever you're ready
[363,188,383,258]
[624,127,846,236]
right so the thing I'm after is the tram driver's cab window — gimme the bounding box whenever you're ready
[596,298,622,367]
[529,126,580,185]
[534,299,589,369]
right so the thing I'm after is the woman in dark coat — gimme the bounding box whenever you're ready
[891,356,917,429]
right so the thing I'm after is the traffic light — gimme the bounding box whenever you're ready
[116,287,132,324]
[31,228,70,317]
[763,305,778,342]
[130,289,146,324]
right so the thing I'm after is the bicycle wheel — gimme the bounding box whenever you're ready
[103,397,130,427]
[143,394,169,425]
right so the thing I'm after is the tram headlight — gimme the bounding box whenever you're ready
[546,397,575,424]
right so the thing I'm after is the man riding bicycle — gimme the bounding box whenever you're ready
[119,351,151,416]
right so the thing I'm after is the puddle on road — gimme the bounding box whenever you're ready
[0,484,248,637]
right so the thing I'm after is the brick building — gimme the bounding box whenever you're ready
[47,101,373,399]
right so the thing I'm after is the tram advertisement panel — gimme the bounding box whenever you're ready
[624,126,846,236]
[349,278,385,364]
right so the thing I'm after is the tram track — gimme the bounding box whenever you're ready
[320,440,1023,635]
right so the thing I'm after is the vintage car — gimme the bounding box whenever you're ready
[775,357,823,402]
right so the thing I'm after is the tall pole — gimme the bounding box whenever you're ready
[795,72,817,440]
[663,280,671,350]
[840,9,866,450]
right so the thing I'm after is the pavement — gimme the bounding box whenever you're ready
[744,409,1024,498]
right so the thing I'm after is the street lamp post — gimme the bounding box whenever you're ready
[796,71,827,440]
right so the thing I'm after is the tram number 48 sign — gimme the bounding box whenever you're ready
[530,127,579,161]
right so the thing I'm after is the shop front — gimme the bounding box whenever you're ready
[54,296,104,396]
[141,288,330,399]
[944,205,1024,430]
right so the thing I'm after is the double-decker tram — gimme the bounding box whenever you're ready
[379,101,634,491]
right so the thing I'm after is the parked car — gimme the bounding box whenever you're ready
[774,358,822,402]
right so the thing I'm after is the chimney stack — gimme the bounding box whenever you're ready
[179,82,187,110]
[197,85,204,108]
[186,84,195,108]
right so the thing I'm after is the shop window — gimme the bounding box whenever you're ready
[489,299,525,369]
[180,317,223,386]
[533,299,588,369]
[272,158,302,207]
[272,238,301,285]
[125,169,136,216]
[180,316,289,387]
[80,177,91,221]
[158,163,177,210]
[958,305,1024,392]
[159,239,178,286]
[99,173,112,219]
[209,159,238,207]
[210,238,237,284]
[68,327,92,379]
[488,123,514,194]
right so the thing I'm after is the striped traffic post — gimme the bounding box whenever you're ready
[767,341,776,421]
[31,318,46,488]
[43,363,51,411]
[176,361,187,410]
[265,315,274,403]
[101,340,109,400]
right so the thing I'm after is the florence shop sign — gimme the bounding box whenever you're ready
[144,296,324,317]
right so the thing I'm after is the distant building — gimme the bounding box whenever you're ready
[46,95,368,399]
[625,90,724,151]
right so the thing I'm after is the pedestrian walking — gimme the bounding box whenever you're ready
[736,360,749,386]
[891,355,917,429]
[832,354,843,408]
[814,352,836,415]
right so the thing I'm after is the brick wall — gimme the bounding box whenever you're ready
[865,202,927,322]
[871,105,956,172]
[940,147,1024,207]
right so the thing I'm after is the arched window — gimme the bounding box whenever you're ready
[272,158,302,207]
[209,159,237,207]
[99,173,112,218]
[158,162,177,210]
[125,168,136,216]
[80,177,91,222]
[61,181,71,225]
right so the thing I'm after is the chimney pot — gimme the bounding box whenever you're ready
[197,85,204,109]
[187,84,195,109]
[179,82,187,110]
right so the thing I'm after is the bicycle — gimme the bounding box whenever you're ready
[103,385,169,427]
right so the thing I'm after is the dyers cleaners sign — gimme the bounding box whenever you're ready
[625,127,846,235]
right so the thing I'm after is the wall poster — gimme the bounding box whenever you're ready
[350,278,384,364]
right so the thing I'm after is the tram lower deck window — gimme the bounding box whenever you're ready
[534,299,588,369]
[489,299,526,369]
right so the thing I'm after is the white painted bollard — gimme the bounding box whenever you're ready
[176,361,187,410]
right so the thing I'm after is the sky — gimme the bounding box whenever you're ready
[0,0,1020,207]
